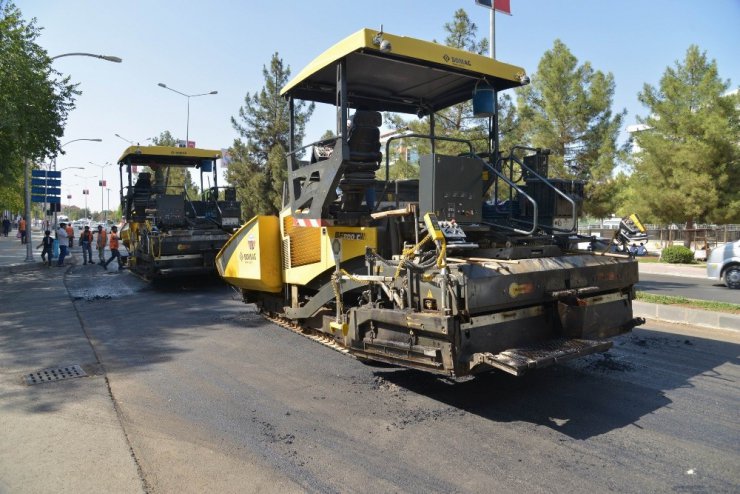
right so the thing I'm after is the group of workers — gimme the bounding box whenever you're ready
[36,223,122,270]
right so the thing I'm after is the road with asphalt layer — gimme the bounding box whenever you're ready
[637,273,740,304]
[59,268,740,493]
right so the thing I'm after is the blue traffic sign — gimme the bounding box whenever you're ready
[31,170,62,178]
[32,187,61,195]
[32,195,61,203]
[31,178,61,187]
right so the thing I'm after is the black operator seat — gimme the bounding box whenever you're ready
[132,172,152,219]
[347,110,382,163]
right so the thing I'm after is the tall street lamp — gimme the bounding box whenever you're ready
[90,161,112,221]
[21,52,121,261]
[51,138,102,226]
[157,83,217,145]
[114,133,151,146]
[51,53,122,63]
[25,138,102,261]
[114,133,134,145]
[74,174,96,220]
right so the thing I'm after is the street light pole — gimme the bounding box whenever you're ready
[23,158,32,261]
[157,83,217,145]
[51,138,102,230]
[90,161,111,221]
[22,53,120,262]
[74,174,96,221]
[51,53,123,63]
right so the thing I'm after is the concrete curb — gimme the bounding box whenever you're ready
[0,260,75,275]
[634,301,740,333]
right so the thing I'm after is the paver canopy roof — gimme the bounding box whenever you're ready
[281,28,528,114]
[116,146,222,167]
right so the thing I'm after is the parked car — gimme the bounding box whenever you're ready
[707,240,740,289]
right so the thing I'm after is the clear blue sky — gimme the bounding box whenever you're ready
[16,0,740,211]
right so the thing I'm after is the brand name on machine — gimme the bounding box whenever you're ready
[239,252,257,262]
[443,54,471,66]
[334,232,365,240]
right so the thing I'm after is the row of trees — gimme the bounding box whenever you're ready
[4,4,735,226]
[226,8,738,225]
[0,1,78,212]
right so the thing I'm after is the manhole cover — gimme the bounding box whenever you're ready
[25,365,87,385]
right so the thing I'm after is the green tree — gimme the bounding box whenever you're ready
[381,8,519,176]
[0,1,78,196]
[630,45,739,226]
[517,40,626,217]
[227,53,314,218]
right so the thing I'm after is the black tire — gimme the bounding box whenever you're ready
[723,266,740,289]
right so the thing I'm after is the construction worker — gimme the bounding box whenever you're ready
[65,223,74,248]
[102,225,122,271]
[96,224,108,264]
[79,225,94,265]
[18,217,26,244]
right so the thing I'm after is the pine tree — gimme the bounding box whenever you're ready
[146,130,199,198]
[227,53,314,218]
[517,40,626,217]
[630,45,739,225]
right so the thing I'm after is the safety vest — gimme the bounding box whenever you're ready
[109,233,119,250]
[19,219,26,231]
[97,230,107,247]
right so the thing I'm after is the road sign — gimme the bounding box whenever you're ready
[32,187,61,196]
[31,169,62,203]
[31,170,62,178]
[31,178,61,187]
[32,195,61,203]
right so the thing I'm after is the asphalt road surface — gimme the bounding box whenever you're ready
[65,269,740,493]
[637,273,740,304]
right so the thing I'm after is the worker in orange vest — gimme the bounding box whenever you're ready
[18,217,26,244]
[102,225,122,271]
[65,223,74,248]
[96,224,108,264]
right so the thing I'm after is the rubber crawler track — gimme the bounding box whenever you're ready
[260,311,352,356]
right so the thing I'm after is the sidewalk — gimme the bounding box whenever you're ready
[0,233,144,492]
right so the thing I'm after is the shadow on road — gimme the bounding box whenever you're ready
[375,329,739,440]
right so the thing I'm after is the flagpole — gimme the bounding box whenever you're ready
[489,4,498,167]
[489,6,495,59]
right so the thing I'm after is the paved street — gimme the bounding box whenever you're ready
[637,272,740,304]
[0,230,737,493]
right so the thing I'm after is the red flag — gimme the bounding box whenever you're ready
[475,0,512,15]
[494,0,511,15]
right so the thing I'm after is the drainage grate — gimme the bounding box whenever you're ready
[25,365,87,385]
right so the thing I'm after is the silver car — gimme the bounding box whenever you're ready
[707,240,740,289]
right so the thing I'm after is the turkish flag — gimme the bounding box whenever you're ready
[494,0,511,15]
[476,0,512,15]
